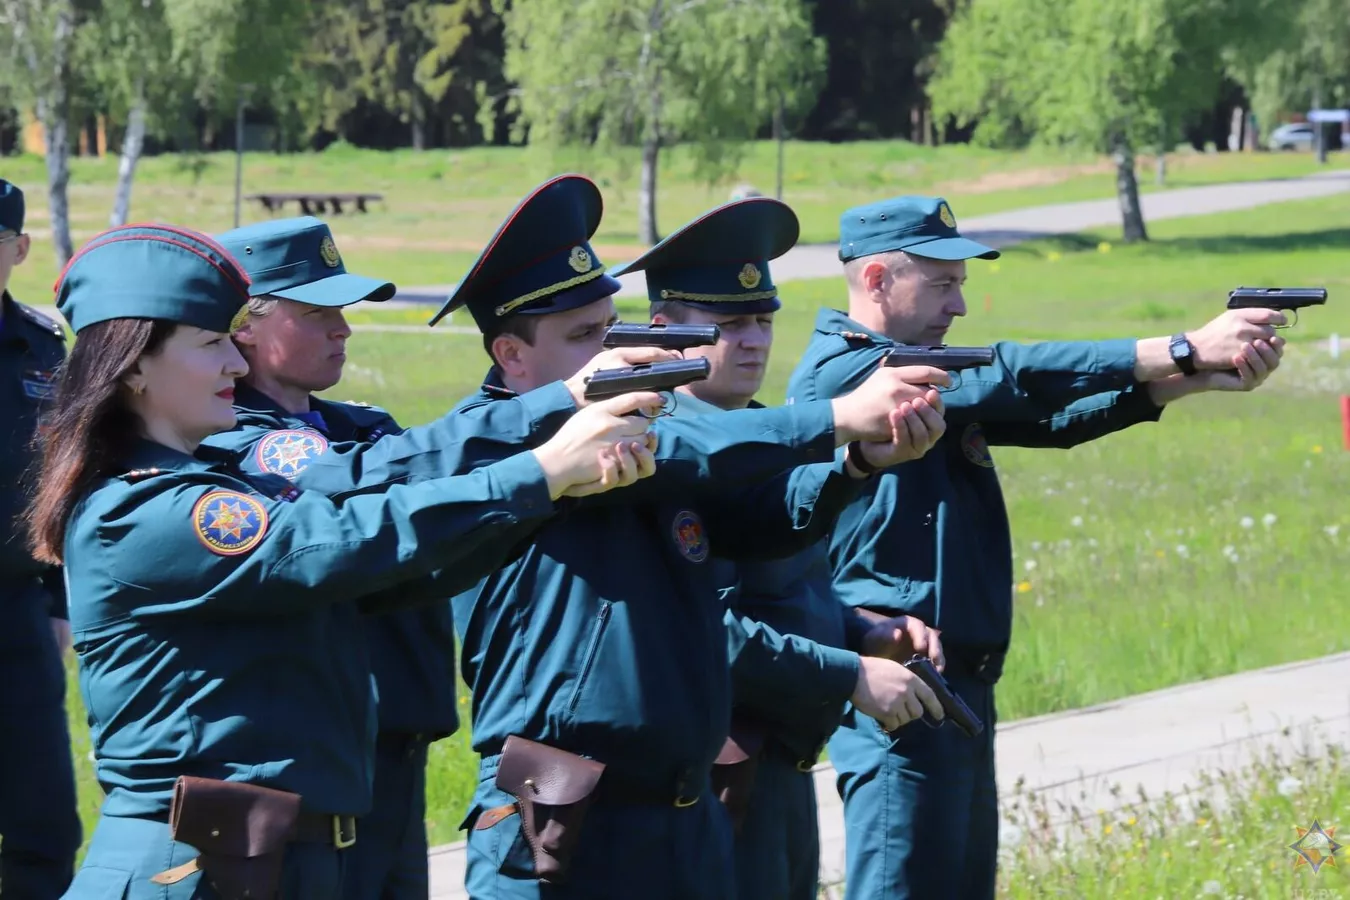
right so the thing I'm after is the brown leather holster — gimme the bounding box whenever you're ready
[150,776,301,900]
[492,735,606,884]
[709,719,767,834]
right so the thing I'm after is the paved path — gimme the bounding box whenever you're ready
[396,169,1350,313]
[428,652,1350,898]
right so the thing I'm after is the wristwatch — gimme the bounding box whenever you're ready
[1169,332,1197,376]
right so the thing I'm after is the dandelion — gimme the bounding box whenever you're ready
[1098,241,1112,253]
[1024,560,1038,572]
[1276,775,1302,796]
[1176,544,1189,558]
[1016,581,1033,594]
[1103,823,1113,835]
[1047,251,1062,262]
[1071,516,1083,527]
[1155,549,1165,559]
[1239,516,1254,529]
[1313,445,1324,454]
[1126,816,1137,827]
[1262,513,1277,528]
[990,263,1001,274]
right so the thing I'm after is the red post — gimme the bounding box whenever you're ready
[1342,397,1350,451]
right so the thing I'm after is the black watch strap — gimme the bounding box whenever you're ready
[1169,333,1197,376]
[846,441,879,476]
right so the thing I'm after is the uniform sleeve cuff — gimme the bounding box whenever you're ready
[518,381,578,437]
[791,399,839,463]
[816,646,861,706]
[1097,338,1143,380]
[485,450,557,519]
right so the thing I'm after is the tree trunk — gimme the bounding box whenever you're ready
[110,90,147,227]
[773,93,784,201]
[23,0,76,266]
[411,94,427,151]
[638,131,660,245]
[1113,137,1147,243]
[1155,119,1167,186]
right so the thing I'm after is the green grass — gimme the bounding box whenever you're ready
[58,189,1350,855]
[4,139,1345,305]
[997,742,1350,898]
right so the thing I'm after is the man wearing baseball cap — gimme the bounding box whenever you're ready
[786,195,1289,899]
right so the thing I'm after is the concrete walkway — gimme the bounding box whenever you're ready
[397,169,1350,310]
[427,651,1350,898]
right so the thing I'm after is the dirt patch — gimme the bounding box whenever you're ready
[934,160,1116,194]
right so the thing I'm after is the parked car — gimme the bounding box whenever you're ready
[1268,122,1316,151]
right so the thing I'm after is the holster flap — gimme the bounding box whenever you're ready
[170,776,301,857]
[495,735,605,805]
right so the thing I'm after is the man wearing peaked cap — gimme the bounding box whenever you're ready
[786,195,1291,899]
[443,179,955,899]
[617,197,948,900]
[0,178,82,899]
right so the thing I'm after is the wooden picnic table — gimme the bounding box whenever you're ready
[245,192,385,215]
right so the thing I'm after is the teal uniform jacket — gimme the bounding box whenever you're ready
[786,309,1165,649]
[673,394,865,763]
[453,373,859,798]
[0,292,66,613]
[203,382,469,738]
[65,437,556,819]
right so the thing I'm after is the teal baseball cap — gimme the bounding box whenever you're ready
[838,196,999,263]
[428,174,622,332]
[56,223,251,334]
[609,198,799,314]
[0,179,24,233]
[216,217,394,307]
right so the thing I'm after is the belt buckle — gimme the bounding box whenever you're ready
[673,795,699,809]
[333,816,357,850]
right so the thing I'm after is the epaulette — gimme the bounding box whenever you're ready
[17,303,66,340]
[838,331,874,343]
[121,467,164,482]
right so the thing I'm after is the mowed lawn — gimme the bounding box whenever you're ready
[54,190,1350,852]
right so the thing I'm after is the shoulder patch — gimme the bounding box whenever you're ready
[192,490,269,556]
[254,429,330,480]
[961,423,995,469]
[17,303,66,339]
[671,509,709,563]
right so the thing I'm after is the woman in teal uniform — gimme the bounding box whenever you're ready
[24,223,660,900]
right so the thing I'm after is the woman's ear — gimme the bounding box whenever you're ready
[122,364,146,397]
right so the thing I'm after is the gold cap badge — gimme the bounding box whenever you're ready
[568,246,593,274]
[320,235,342,268]
[938,203,956,229]
[738,263,762,290]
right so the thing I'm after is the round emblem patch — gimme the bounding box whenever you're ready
[255,429,330,479]
[962,423,995,468]
[568,246,593,274]
[319,235,342,268]
[938,203,957,229]
[738,263,762,290]
[192,490,269,556]
[671,509,709,563]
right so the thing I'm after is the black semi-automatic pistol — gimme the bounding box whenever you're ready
[602,322,721,351]
[902,655,984,738]
[582,358,712,416]
[1226,287,1327,328]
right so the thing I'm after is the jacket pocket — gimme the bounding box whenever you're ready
[566,601,612,713]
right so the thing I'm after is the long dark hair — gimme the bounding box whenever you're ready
[26,318,176,564]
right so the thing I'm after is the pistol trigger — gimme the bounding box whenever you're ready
[1282,309,1298,330]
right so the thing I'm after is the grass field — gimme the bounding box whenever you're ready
[50,181,1350,854]
[3,139,1345,304]
[999,739,1350,898]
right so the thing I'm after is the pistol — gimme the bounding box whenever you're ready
[582,358,712,413]
[884,345,995,372]
[1226,287,1327,328]
[901,655,984,738]
[602,322,721,351]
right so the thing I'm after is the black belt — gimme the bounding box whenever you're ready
[292,811,358,849]
[762,738,822,774]
[593,769,707,808]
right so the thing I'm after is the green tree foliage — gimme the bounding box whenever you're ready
[492,0,825,245]
[1239,0,1350,140]
[931,0,1295,242]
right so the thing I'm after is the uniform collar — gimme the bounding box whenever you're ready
[120,437,228,475]
[233,381,300,418]
[815,307,891,345]
[0,291,27,348]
